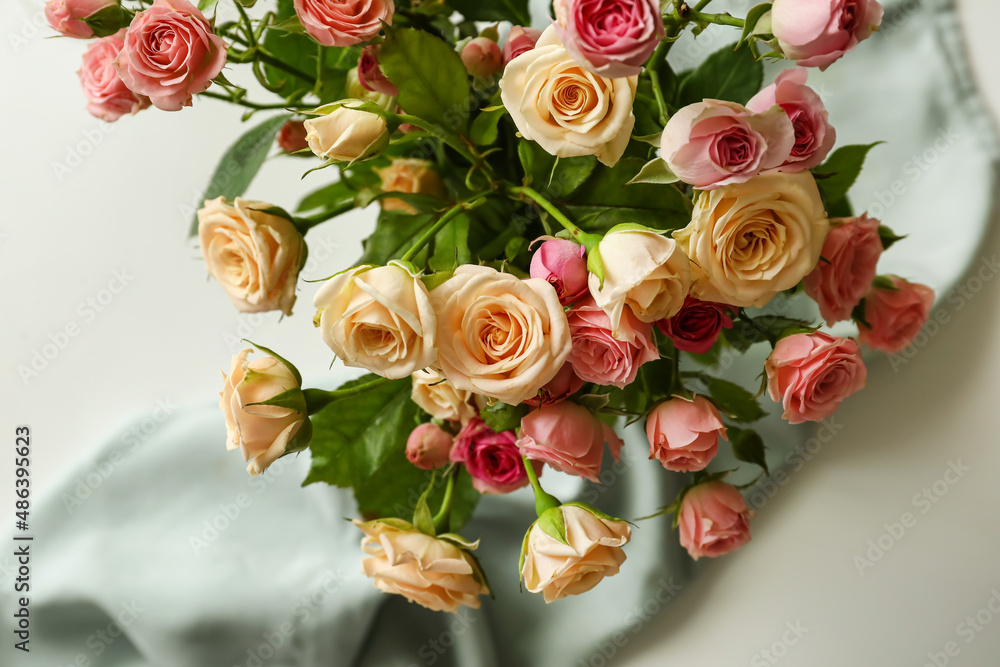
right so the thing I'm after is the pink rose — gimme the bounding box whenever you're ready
[517,401,623,482]
[462,37,502,78]
[114,0,227,112]
[646,396,727,472]
[529,239,589,306]
[771,0,884,70]
[678,481,752,560]
[747,68,836,172]
[45,0,117,39]
[554,0,664,78]
[803,215,882,325]
[567,298,659,389]
[294,0,393,47]
[358,45,398,96]
[277,120,310,154]
[766,331,867,424]
[661,100,794,190]
[858,277,935,353]
[524,363,585,408]
[657,296,733,354]
[78,31,150,122]
[406,423,453,471]
[451,418,540,495]
[502,26,542,65]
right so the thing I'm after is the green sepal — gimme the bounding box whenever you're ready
[244,386,308,413]
[535,506,569,545]
[626,158,679,186]
[586,244,605,289]
[82,4,126,37]
[736,4,774,50]
[562,501,626,525]
[878,225,907,251]
[242,339,303,386]
[421,269,455,291]
[413,472,437,536]
[872,275,902,291]
[479,401,528,433]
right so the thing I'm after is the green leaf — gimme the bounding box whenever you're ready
[469,106,507,146]
[444,0,530,24]
[188,114,289,235]
[380,27,472,132]
[359,210,433,265]
[429,212,471,272]
[700,376,766,423]
[728,426,769,474]
[82,4,125,37]
[741,315,819,345]
[812,143,883,208]
[198,0,219,10]
[676,42,763,107]
[627,158,679,185]
[296,179,356,213]
[517,140,598,196]
[479,401,528,434]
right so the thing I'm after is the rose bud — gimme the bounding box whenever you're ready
[304,105,389,162]
[313,263,437,380]
[661,100,795,190]
[567,298,658,389]
[517,401,623,482]
[294,0,394,47]
[411,369,481,424]
[45,0,119,39]
[114,0,227,112]
[277,120,310,154]
[450,418,540,495]
[78,30,151,122]
[345,68,397,113]
[353,518,490,612]
[771,0,884,71]
[657,296,733,354]
[858,277,935,353]
[375,158,447,215]
[406,423,454,470]
[220,349,309,477]
[358,45,398,96]
[553,0,664,78]
[521,503,631,603]
[529,238,589,306]
[198,197,305,316]
[524,362,585,407]
[502,25,542,65]
[747,68,836,172]
[803,215,883,325]
[678,481,752,560]
[588,228,691,336]
[766,331,867,424]
[461,37,503,78]
[646,396,727,472]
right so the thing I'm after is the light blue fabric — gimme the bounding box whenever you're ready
[2,1,997,666]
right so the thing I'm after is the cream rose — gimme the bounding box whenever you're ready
[411,368,482,423]
[220,349,307,477]
[376,158,447,214]
[314,263,436,380]
[198,197,305,316]
[498,26,637,167]
[673,172,828,308]
[304,105,389,162]
[520,504,631,603]
[589,227,691,337]
[354,519,490,612]
[430,265,571,405]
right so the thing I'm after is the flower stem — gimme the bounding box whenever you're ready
[432,467,457,533]
[400,202,470,263]
[198,90,308,111]
[684,9,744,28]
[645,40,671,127]
[302,378,390,414]
[392,113,496,184]
[506,185,595,248]
[294,199,356,233]
[522,455,562,517]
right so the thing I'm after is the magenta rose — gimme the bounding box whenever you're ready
[678,481,752,560]
[113,0,227,112]
[529,239,589,306]
[406,423,453,471]
[803,215,882,325]
[451,418,540,495]
[358,45,398,96]
[554,0,664,78]
[524,363,585,408]
[747,68,836,172]
[657,296,733,354]
[45,0,117,39]
[766,331,867,424]
[771,0,884,71]
[294,0,393,47]
[567,298,659,389]
[858,277,935,354]
[517,401,623,482]
[78,31,150,122]
[646,396,727,472]
[661,100,794,190]
[502,26,542,65]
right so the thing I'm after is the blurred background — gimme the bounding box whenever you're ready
[2,0,1000,664]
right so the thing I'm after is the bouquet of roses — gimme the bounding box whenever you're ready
[48,0,936,611]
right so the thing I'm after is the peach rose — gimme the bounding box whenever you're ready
[858,277,935,353]
[78,30,151,123]
[678,481,752,560]
[304,105,390,162]
[521,504,631,603]
[198,197,305,316]
[673,172,829,308]
[517,401,623,482]
[294,0,393,47]
[766,331,867,424]
[45,0,118,39]
[410,368,481,423]
[313,263,437,380]
[803,215,882,325]
[646,396,727,472]
[430,266,571,405]
[376,158,447,214]
[354,519,489,612]
[220,349,307,477]
[499,26,637,167]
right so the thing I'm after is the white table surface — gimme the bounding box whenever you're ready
[2,0,999,665]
